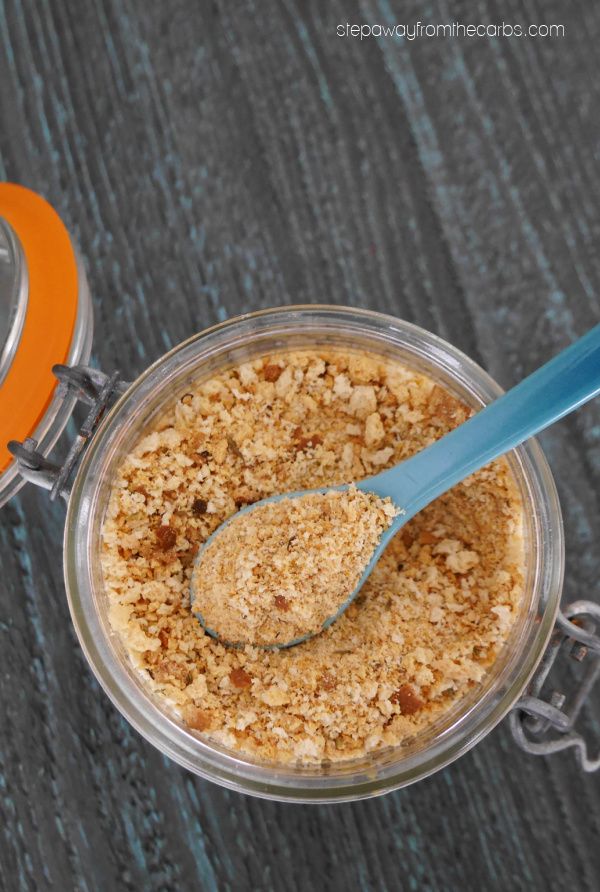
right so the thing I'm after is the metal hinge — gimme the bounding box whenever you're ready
[8,364,129,501]
[510,600,600,772]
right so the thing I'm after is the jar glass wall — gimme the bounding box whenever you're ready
[64,306,564,802]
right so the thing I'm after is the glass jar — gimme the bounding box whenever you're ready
[1,187,593,798]
[62,305,564,802]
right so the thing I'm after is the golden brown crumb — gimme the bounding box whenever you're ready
[390,684,424,715]
[192,489,397,646]
[229,667,252,689]
[263,363,283,382]
[101,349,524,765]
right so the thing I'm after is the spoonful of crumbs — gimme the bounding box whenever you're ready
[191,488,397,647]
[191,324,600,648]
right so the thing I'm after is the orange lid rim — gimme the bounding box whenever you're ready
[0,184,80,473]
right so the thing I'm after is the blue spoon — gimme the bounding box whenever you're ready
[192,324,600,649]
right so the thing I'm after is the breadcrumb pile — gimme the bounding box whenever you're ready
[101,349,524,764]
[192,488,397,646]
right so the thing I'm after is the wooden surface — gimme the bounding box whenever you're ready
[1,1,599,889]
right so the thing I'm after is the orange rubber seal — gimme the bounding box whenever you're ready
[0,184,79,472]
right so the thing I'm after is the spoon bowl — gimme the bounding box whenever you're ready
[190,483,406,649]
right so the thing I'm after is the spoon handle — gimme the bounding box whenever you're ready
[362,323,600,518]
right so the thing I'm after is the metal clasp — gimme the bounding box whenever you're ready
[8,364,128,501]
[510,600,600,772]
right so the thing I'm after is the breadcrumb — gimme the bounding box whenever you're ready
[101,349,524,764]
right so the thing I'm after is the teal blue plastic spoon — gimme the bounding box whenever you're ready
[192,324,600,649]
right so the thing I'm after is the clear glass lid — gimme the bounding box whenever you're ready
[0,217,28,389]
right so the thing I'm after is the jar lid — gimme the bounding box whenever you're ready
[0,184,87,501]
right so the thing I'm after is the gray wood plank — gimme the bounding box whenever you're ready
[0,0,599,889]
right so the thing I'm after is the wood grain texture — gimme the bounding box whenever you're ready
[1,0,599,889]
